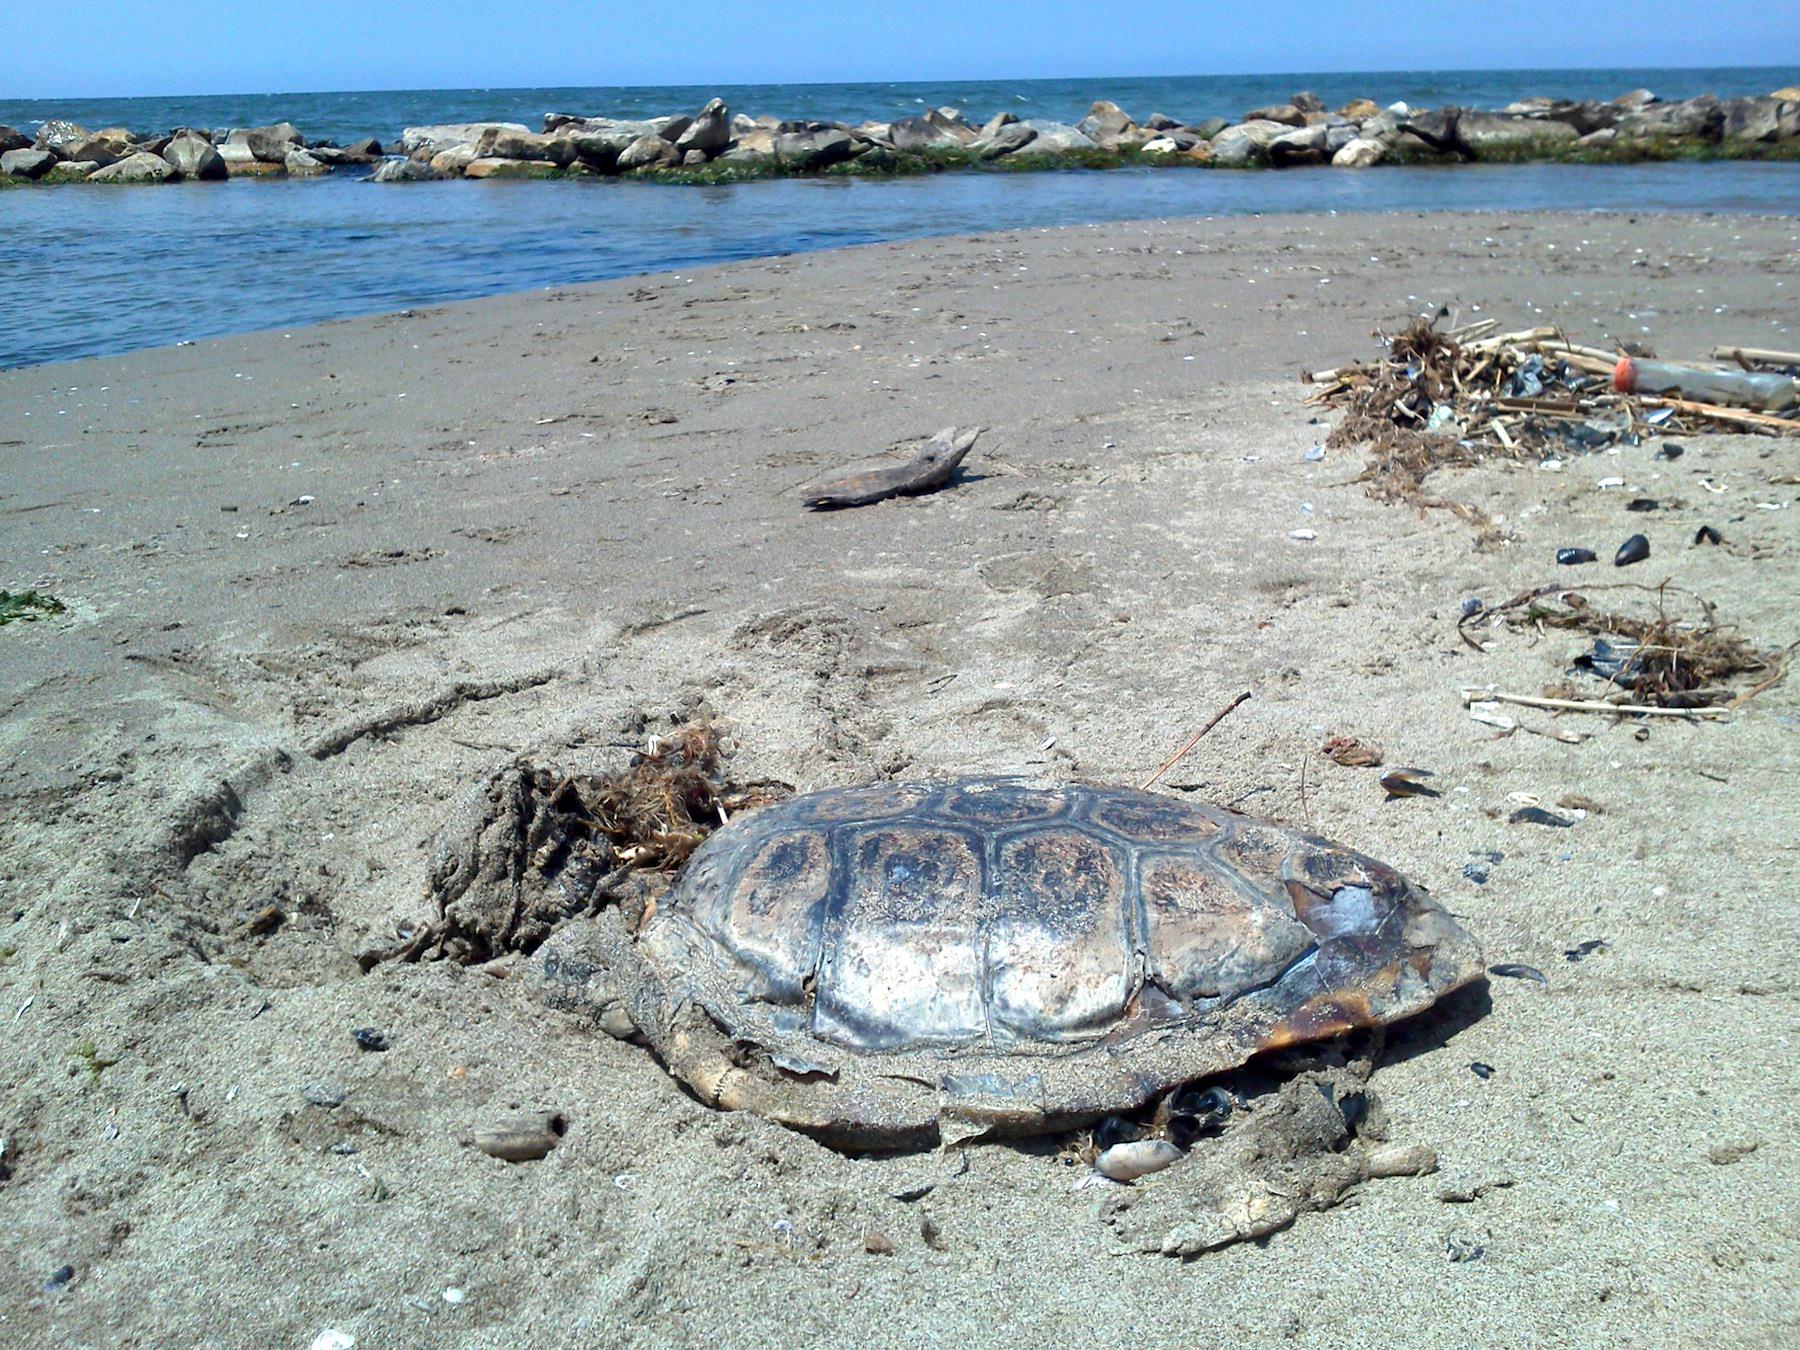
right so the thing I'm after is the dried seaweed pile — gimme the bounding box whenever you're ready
[542,721,791,871]
[1306,318,1799,509]
[1460,582,1790,710]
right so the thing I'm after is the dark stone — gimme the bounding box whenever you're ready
[2,147,57,179]
[675,98,731,157]
[163,132,227,181]
[0,124,29,154]
[773,127,857,169]
[888,116,961,153]
[1291,91,1326,114]
[344,137,384,159]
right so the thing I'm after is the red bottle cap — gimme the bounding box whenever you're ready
[1612,357,1635,393]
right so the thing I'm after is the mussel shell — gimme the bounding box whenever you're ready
[1091,1115,1143,1151]
[1614,533,1650,567]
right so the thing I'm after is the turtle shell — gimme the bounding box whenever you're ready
[603,779,1480,1145]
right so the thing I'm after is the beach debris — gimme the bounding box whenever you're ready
[237,903,286,938]
[43,1264,75,1293]
[1457,582,1787,710]
[1614,533,1650,567]
[1462,851,1502,885]
[1460,597,1484,618]
[1626,497,1659,512]
[1096,1139,1184,1183]
[801,426,980,510]
[1138,690,1253,790]
[863,1230,897,1255]
[1322,734,1383,767]
[1304,318,1800,533]
[0,589,65,627]
[303,1083,348,1109]
[1694,525,1723,545]
[1092,1116,1143,1151]
[1488,963,1547,985]
[1564,938,1608,962]
[1445,1232,1486,1263]
[1367,1143,1439,1178]
[1657,440,1685,458]
[1438,1171,1516,1204]
[1708,1140,1759,1166]
[309,1332,357,1350]
[1287,528,1317,541]
[1509,806,1574,828]
[1556,793,1603,814]
[473,1110,566,1162]
[442,1288,466,1305]
[1469,1062,1494,1080]
[1612,357,1797,411]
[1466,702,1516,731]
[352,1028,390,1053]
[1556,547,1598,565]
[1379,766,1439,798]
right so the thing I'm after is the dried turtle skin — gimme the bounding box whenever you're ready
[531,779,1482,1147]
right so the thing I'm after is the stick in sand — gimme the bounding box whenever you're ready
[1458,689,1730,719]
[1140,691,1253,791]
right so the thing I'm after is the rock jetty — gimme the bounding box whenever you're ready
[5,86,1797,187]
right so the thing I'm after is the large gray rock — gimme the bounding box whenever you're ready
[397,122,532,157]
[675,98,731,157]
[1615,95,1723,140]
[1331,137,1386,168]
[343,137,383,159]
[1267,123,1331,163]
[68,130,135,167]
[89,151,175,183]
[370,156,444,182]
[429,144,480,174]
[34,120,89,152]
[1612,88,1656,110]
[162,133,227,180]
[719,128,777,162]
[2,147,57,179]
[0,125,28,154]
[1455,112,1579,155]
[566,118,661,167]
[617,134,678,170]
[1291,91,1326,114]
[888,116,963,153]
[1397,108,1460,153]
[1208,119,1292,165]
[1017,121,1096,152]
[771,127,857,168]
[1243,103,1307,128]
[47,160,99,180]
[1721,97,1799,143]
[1190,116,1230,141]
[970,122,1038,158]
[284,148,328,175]
[1078,100,1143,147]
[215,138,257,166]
[237,122,303,162]
[476,128,576,164]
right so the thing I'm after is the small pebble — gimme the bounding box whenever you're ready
[1510,806,1574,828]
[353,1028,390,1053]
[1288,529,1317,541]
[863,1230,896,1256]
[43,1264,74,1293]
[303,1084,347,1109]
[1366,1143,1438,1178]
[1556,547,1597,565]
[1459,597,1484,618]
[1625,498,1658,512]
[310,1333,356,1350]
[473,1111,567,1162]
[1656,441,1685,459]
[442,1287,465,1305]
[1469,1062,1495,1080]
[1445,1232,1485,1263]
[1614,533,1650,566]
[1708,1140,1759,1166]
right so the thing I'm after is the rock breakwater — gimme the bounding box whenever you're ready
[5,85,1797,187]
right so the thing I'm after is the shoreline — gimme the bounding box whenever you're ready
[6,83,1798,186]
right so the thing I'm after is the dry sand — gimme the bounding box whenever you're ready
[2,211,1797,1347]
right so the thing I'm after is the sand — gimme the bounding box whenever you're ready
[1,210,1797,1348]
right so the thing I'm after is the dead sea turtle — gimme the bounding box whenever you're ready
[531,779,1481,1147]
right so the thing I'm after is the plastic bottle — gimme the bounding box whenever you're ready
[1613,358,1797,412]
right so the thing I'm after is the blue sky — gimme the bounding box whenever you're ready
[9,1,1800,98]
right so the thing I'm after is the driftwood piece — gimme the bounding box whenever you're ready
[801,427,981,510]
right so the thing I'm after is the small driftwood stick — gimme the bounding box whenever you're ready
[1635,397,1800,434]
[1458,689,1730,719]
[1710,345,1800,368]
[1140,691,1253,791]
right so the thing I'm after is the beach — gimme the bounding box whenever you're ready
[2,210,1797,1346]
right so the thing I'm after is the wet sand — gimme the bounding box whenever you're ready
[1,211,1797,1347]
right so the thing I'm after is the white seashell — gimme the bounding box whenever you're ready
[1366,1143,1439,1178]
[1288,529,1317,541]
[1095,1138,1183,1182]
[1468,703,1516,730]
[310,1333,356,1350]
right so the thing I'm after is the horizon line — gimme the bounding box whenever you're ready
[6,60,1796,108]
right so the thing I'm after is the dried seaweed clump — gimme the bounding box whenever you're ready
[1463,583,1790,709]
[571,721,791,869]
